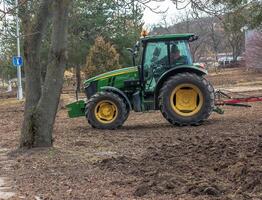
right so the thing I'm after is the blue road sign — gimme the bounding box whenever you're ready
[12,56,23,67]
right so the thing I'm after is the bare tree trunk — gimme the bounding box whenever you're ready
[33,0,70,147]
[20,0,52,147]
[20,0,70,148]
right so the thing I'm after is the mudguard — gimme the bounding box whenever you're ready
[100,86,132,110]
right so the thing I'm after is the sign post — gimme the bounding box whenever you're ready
[15,0,23,100]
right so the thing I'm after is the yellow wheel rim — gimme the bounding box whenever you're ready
[170,84,203,117]
[95,100,118,124]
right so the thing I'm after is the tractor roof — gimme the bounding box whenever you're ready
[142,33,198,42]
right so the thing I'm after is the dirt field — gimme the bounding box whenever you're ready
[0,68,262,200]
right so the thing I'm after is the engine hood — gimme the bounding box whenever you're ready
[84,66,138,85]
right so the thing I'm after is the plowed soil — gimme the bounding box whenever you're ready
[0,68,262,200]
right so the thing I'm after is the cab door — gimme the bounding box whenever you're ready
[143,41,168,93]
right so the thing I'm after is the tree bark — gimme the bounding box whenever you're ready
[20,0,70,148]
[20,0,52,148]
[76,65,81,92]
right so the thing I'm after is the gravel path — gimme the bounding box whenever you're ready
[0,148,15,200]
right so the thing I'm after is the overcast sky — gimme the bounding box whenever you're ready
[142,0,179,27]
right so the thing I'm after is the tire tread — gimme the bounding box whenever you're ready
[159,72,215,126]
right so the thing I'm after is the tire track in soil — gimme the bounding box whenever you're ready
[0,148,15,200]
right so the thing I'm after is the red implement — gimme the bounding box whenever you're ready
[215,89,262,106]
[219,96,262,105]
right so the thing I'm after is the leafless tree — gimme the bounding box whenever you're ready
[170,0,258,17]
[206,17,223,61]
[159,14,172,33]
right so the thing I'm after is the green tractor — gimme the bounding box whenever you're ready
[67,33,215,129]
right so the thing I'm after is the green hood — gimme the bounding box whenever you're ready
[84,66,138,85]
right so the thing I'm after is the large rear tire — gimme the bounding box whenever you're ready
[85,92,128,129]
[159,72,214,126]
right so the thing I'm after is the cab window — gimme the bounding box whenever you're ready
[169,41,193,66]
[143,42,168,91]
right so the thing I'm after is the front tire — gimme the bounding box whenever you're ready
[159,72,214,126]
[85,92,128,129]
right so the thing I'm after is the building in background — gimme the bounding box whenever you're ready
[245,29,262,69]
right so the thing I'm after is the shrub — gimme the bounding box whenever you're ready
[85,36,120,78]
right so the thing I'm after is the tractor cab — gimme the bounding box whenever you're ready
[139,34,197,92]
